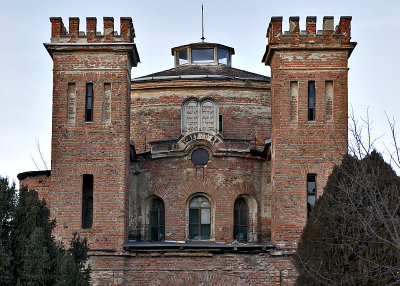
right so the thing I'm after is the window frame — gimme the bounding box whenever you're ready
[85,83,94,122]
[233,197,249,242]
[308,81,316,122]
[187,194,213,241]
[149,197,165,241]
[307,174,317,218]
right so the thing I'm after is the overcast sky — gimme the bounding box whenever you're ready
[1,0,399,184]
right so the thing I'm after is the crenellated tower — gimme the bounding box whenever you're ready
[263,16,356,248]
[45,17,139,249]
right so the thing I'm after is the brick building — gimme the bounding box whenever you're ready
[18,15,356,285]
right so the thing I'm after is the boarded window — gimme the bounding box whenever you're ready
[307,174,316,218]
[325,81,333,121]
[233,198,249,242]
[290,81,298,122]
[85,83,93,122]
[103,83,111,123]
[82,174,93,229]
[189,196,211,240]
[308,81,316,121]
[67,83,76,124]
[150,198,165,241]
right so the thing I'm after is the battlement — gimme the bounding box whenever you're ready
[267,16,352,44]
[49,17,135,43]
[263,16,356,65]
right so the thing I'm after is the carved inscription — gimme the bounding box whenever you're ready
[185,101,199,132]
[182,98,218,134]
[201,101,215,132]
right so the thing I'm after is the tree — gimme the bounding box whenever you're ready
[0,177,91,285]
[295,151,400,285]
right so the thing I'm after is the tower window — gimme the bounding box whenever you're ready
[191,48,214,63]
[82,174,93,229]
[234,198,249,242]
[217,48,229,65]
[85,83,93,122]
[308,81,315,121]
[189,196,211,240]
[290,81,298,122]
[177,49,188,65]
[325,81,333,121]
[67,83,76,124]
[307,174,316,218]
[219,115,223,132]
[150,198,165,241]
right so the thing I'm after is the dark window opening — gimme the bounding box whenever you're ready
[191,148,209,166]
[85,83,93,122]
[82,174,93,229]
[189,196,211,240]
[150,198,165,241]
[307,174,316,218]
[219,115,223,133]
[234,198,249,242]
[308,81,315,121]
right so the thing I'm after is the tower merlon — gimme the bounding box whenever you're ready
[45,16,140,67]
[262,16,357,65]
[49,17,135,43]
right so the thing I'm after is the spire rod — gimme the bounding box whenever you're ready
[201,3,205,42]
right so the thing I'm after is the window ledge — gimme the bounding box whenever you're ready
[123,240,275,253]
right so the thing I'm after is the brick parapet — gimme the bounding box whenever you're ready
[50,17,135,43]
[263,16,356,65]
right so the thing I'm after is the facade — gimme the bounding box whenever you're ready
[18,16,356,285]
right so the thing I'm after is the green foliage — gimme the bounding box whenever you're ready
[295,151,400,285]
[0,177,90,286]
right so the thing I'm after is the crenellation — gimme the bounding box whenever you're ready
[49,16,134,43]
[267,16,353,45]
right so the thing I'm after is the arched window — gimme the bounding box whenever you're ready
[150,198,165,241]
[234,198,249,242]
[189,196,211,240]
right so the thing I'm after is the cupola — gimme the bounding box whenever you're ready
[172,42,235,67]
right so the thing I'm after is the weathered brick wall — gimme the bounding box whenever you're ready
[45,17,138,250]
[19,172,51,204]
[130,80,270,152]
[264,16,356,248]
[88,251,297,286]
[130,155,271,242]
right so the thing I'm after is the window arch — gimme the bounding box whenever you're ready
[150,198,165,241]
[189,195,211,240]
[234,197,249,242]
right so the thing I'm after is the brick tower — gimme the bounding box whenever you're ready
[263,16,356,248]
[45,17,139,249]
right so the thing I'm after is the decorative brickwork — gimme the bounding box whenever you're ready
[17,15,356,285]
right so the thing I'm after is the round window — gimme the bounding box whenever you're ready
[191,148,209,166]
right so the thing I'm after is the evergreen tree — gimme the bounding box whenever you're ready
[295,151,400,285]
[0,177,90,286]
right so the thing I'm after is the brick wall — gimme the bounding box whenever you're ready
[88,251,297,286]
[264,16,356,248]
[45,17,139,249]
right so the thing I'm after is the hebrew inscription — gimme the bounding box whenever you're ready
[182,98,218,134]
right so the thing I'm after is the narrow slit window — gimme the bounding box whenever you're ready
[67,83,76,124]
[219,115,223,133]
[290,81,298,122]
[189,196,211,240]
[234,198,249,242]
[325,81,333,121]
[308,81,315,121]
[150,198,165,241]
[85,83,93,122]
[103,83,111,123]
[307,174,316,218]
[82,174,93,229]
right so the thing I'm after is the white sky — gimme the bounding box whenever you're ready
[1,0,399,184]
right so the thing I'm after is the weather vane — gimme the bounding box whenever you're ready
[201,3,205,42]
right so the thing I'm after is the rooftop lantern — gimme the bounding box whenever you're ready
[172,43,235,67]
